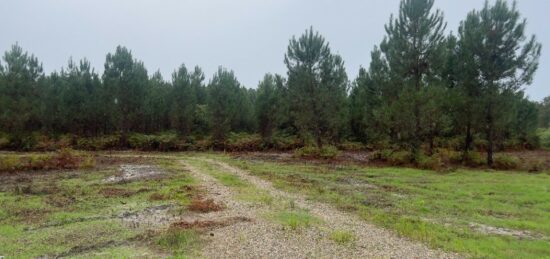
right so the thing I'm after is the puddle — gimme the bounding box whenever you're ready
[104,164,164,183]
[469,223,542,239]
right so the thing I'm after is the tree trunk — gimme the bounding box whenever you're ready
[462,122,473,162]
[486,103,494,167]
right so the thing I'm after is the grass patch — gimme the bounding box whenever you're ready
[330,230,356,245]
[157,229,201,257]
[269,210,321,230]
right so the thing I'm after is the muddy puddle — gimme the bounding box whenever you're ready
[104,164,164,183]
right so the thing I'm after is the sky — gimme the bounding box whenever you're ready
[0,0,548,101]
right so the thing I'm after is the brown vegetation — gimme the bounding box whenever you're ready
[188,198,225,213]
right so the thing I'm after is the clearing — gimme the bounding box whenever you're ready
[0,152,549,258]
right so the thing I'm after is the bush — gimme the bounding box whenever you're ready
[294,145,340,159]
[537,128,550,149]
[0,149,95,173]
[388,151,413,166]
[371,149,393,161]
[464,151,485,167]
[128,132,180,151]
[76,135,120,150]
[416,153,443,171]
[225,133,262,151]
[338,141,366,151]
[493,154,520,170]
[271,134,302,150]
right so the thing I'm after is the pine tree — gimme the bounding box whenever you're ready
[379,0,447,155]
[207,67,242,145]
[460,0,541,165]
[285,27,348,147]
[170,64,198,135]
[102,46,149,139]
[350,48,387,144]
[256,74,279,140]
[0,43,44,134]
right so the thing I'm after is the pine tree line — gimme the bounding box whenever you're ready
[0,0,545,166]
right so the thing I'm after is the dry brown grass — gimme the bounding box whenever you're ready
[188,198,225,213]
[170,216,250,231]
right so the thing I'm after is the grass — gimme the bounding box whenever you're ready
[0,154,199,258]
[330,230,356,245]
[216,154,550,259]
[269,210,321,230]
[157,229,202,257]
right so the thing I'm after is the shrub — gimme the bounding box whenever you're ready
[0,149,95,173]
[75,135,120,150]
[537,128,550,149]
[338,141,366,151]
[225,133,262,151]
[192,137,213,151]
[320,145,340,159]
[371,149,393,161]
[294,145,340,159]
[493,154,520,170]
[271,133,302,150]
[416,154,443,171]
[294,146,320,158]
[0,156,20,172]
[388,151,413,166]
[447,150,463,164]
[464,151,485,167]
[128,132,180,151]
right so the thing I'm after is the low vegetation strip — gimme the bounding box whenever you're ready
[220,154,550,258]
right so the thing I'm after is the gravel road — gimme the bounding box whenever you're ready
[181,158,460,259]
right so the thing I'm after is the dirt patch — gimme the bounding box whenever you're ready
[104,164,164,183]
[188,198,225,213]
[45,194,76,207]
[11,207,50,224]
[99,187,137,198]
[170,216,251,231]
[149,192,170,201]
[469,223,544,240]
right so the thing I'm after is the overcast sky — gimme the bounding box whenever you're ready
[1,0,548,100]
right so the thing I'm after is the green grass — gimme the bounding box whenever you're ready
[330,230,356,245]
[269,210,321,230]
[157,229,202,257]
[0,155,199,258]
[215,154,550,259]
